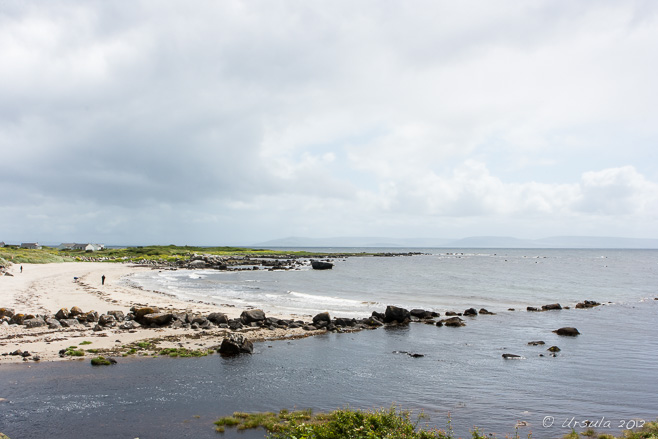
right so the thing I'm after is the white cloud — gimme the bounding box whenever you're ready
[1,1,658,243]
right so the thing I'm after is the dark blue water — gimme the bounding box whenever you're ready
[1,301,656,438]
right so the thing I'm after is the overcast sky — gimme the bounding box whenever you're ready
[1,1,657,245]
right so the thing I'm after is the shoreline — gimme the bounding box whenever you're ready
[0,262,331,364]
[0,260,642,365]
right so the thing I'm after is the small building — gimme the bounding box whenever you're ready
[0,242,5,248]
[57,243,76,250]
[21,243,42,250]
[70,243,105,251]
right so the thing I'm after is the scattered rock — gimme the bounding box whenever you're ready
[542,303,562,311]
[479,308,495,315]
[24,317,46,328]
[310,260,333,270]
[502,353,523,359]
[528,341,545,346]
[107,310,125,321]
[119,320,141,330]
[134,307,159,320]
[98,314,117,327]
[0,308,15,318]
[547,346,561,352]
[575,300,601,309]
[218,334,253,355]
[383,305,411,324]
[439,316,465,327]
[553,327,580,336]
[445,311,458,316]
[526,307,539,312]
[312,312,331,325]
[240,309,266,324]
[207,312,228,325]
[463,308,478,316]
[59,319,83,328]
[55,308,70,320]
[69,306,83,317]
[141,313,174,326]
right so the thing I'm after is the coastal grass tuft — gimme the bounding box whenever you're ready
[156,347,211,358]
[90,356,112,366]
[79,341,92,345]
[64,346,85,357]
[559,420,658,439]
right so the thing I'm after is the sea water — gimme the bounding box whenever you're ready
[1,249,657,438]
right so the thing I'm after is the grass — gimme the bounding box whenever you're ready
[155,347,212,358]
[79,341,92,345]
[560,420,658,439]
[213,407,658,439]
[63,346,85,357]
[0,244,380,265]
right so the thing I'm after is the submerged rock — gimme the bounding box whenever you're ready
[502,353,523,359]
[547,346,561,352]
[528,341,545,346]
[553,327,580,336]
[463,308,478,316]
[542,303,562,311]
[479,308,495,315]
[576,300,601,309]
[439,316,465,327]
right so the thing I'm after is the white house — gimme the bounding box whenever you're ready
[21,243,42,249]
[69,243,105,251]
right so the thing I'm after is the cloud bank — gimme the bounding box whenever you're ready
[1,1,657,244]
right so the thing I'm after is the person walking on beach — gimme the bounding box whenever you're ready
[101,275,105,285]
[20,265,23,273]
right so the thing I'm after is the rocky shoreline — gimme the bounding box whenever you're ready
[1,299,602,365]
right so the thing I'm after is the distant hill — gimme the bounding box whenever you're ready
[253,236,658,249]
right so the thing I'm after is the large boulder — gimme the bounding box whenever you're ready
[10,314,26,325]
[142,313,174,326]
[119,320,141,330]
[134,307,159,321]
[334,317,356,327]
[207,312,228,325]
[55,308,70,320]
[218,334,253,355]
[60,319,83,328]
[69,306,84,317]
[107,310,125,322]
[542,303,562,311]
[188,260,207,268]
[0,308,15,318]
[98,314,117,327]
[312,312,331,325]
[46,318,62,329]
[24,317,46,329]
[80,311,99,323]
[553,327,580,336]
[383,305,411,324]
[410,309,436,319]
[463,308,478,316]
[240,309,266,324]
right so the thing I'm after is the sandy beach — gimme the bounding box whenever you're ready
[0,262,319,365]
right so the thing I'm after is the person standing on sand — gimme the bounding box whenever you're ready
[101,275,105,285]
[20,266,23,273]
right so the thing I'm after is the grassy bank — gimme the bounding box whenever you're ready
[213,407,658,439]
[0,245,353,265]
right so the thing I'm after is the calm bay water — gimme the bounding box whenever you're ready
[1,249,657,438]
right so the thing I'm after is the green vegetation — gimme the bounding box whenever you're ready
[86,349,101,353]
[63,346,85,357]
[213,407,658,439]
[79,341,92,345]
[0,247,73,264]
[90,356,112,366]
[561,420,658,439]
[0,244,372,265]
[155,347,211,358]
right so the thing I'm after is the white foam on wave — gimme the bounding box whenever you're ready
[287,290,369,307]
